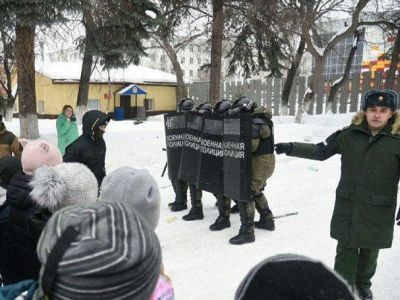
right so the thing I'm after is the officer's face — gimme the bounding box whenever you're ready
[365,106,394,131]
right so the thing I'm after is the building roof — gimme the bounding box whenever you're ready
[117,84,147,95]
[35,61,177,85]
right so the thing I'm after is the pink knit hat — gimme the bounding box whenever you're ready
[21,141,62,175]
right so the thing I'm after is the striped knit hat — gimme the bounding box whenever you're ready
[34,202,162,300]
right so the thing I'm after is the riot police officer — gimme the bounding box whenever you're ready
[212,97,276,245]
[181,102,212,221]
[209,99,235,230]
[168,98,195,212]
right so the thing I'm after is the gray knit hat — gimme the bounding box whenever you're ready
[99,167,160,229]
[235,254,356,300]
[29,162,98,212]
[34,201,162,300]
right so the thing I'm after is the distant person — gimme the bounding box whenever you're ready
[235,254,356,300]
[63,110,110,186]
[56,105,79,156]
[275,89,400,300]
[0,115,23,159]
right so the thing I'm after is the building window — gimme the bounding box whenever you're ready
[189,70,193,76]
[88,99,100,110]
[160,55,166,62]
[198,58,201,64]
[190,57,193,64]
[180,56,185,64]
[190,46,194,52]
[37,100,44,114]
[144,98,154,111]
[197,46,201,52]
[182,70,185,76]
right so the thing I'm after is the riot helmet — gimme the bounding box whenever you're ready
[178,98,195,112]
[229,96,257,114]
[196,102,213,114]
[214,99,232,115]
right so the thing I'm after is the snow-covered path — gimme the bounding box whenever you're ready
[6,113,399,299]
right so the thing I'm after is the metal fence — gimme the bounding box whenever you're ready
[187,71,400,115]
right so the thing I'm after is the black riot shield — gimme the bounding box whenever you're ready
[164,113,186,180]
[198,114,224,195]
[223,113,252,202]
[178,112,203,186]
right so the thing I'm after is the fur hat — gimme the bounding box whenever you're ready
[29,162,98,212]
[235,254,356,300]
[35,201,161,300]
[99,167,160,229]
[21,141,62,175]
[362,89,398,111]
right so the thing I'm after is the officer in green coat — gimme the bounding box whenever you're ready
[56,105,79,156]
[275,89,400,300]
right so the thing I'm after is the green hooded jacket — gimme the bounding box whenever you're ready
[56,113,79,156]
[289,111,400,249]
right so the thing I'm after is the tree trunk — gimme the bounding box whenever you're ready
[326,30,361,112]
[5,99,15,121]
[76,45,93,124]
[15,23,39,139]
[385,27,400,90]
[162,40,187,102]
[281,37,305,115]
[208,0,224,105]
[295,56,323,123]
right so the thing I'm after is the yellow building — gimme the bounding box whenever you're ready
[18,61,178,119]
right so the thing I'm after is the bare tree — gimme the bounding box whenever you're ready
[0,30,18,121]
[296,0,370,122]
[326,28,363,111]
[209,0,225,105]
[150,0,210,102]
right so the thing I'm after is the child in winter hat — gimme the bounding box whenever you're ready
[99,167,174,300]
[34,201,162,300]
[29,162,98,212]
[235,253,356,300]
[99,166,160,229]
[21,141,62,175]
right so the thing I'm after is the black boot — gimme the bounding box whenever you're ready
[229,224,255,245]
[229,202,255,245]
[182,207,204,221]
[255,209,275,231]
[210,196,231,231]
[210,216,231,231]
[357,287,373,300]
[170,202,188,211]
[169,179,188,211]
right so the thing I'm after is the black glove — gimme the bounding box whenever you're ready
[396,207,400,226]
[275,143,293,155]
[70,115,76,122]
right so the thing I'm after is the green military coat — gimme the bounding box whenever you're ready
[289,111,400,249]
[56,113,79,156]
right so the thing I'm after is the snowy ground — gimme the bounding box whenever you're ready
[6,113,399,300]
